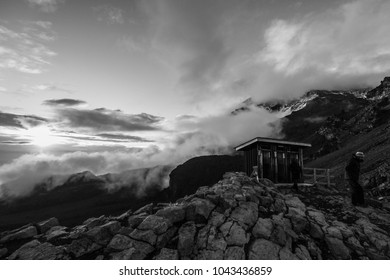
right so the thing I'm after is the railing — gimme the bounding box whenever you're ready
[303,168,335,187]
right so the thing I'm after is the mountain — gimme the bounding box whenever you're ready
[232,77,390,159]
[169,155,244,199]
[1,172,389,260]
[366,77,390,99]
[0,166,173,232]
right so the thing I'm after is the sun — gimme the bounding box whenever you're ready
[27,126,58,147]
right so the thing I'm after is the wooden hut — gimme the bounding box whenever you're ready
[235,137,311,183]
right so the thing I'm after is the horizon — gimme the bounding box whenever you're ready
[1,0,390,197]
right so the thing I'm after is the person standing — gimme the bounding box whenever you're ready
[290,159,302,191]
[345,152,365,206]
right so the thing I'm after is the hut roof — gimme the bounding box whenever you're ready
[235,137,311,151]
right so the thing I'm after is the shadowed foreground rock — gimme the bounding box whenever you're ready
[1,172,390,260]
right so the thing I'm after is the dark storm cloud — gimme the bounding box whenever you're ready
[97,133,153,142]
[43,98,86,107]
[57,108,164,132]
[0,111,47,128]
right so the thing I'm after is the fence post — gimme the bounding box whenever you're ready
[313,168,317,184]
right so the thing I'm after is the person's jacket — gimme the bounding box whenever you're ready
[290,161,302,179]
[346,155,360,182]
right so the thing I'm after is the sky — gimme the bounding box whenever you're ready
[1,0,390,197]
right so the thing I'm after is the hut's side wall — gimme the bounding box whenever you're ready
[243,145,258,176]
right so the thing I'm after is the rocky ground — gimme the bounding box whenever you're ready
[1,172,389,260]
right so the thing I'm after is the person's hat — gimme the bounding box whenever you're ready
[355,151,365,160]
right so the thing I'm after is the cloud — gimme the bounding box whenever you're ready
[174,107,283,150]
[26,0,65,13]
[33,83,73,94]
[0,22,57,74]
[43,98,86,107]
[94,5,125,24]
[97,133,153,143]
[0,111,47,128]
[252,0,390,100]
[0,145,180,198]
[57,108,164,132]
[124,0,390,108]
[21,20,57,42]
[136,0,234,97]
[0,102,285,199]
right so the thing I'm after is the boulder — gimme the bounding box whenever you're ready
[107,234,154,259]
[207,229,227,251]
[252,218,274,239]
[220,222,249,246]
[107,234,133,251]
[66,238,102,258]
[224,246,245,260]
[178,221,196,257]
[307,210,328,227]
[83,226,112,246]
[8,240,68,260]
[129,229,157,245]
[325,236,351,259]
[110,248,138,260]
[309,222,324,239]
[45,226,68,241]
[209,211,226,227]
[0,247,8,258]
[127,213,148,229]
[287,207,308,233]
[295,245,312,260]
[273,198,287,213]
[36,217,60,234]
[196,249,224,260]
[155,205,186,224]
[0,226,37,243]
[100,221,121,235]
[325,226,343,240]
[154,248,179,260]
[248,239,281,260]
[285,196,306,211]
[258,195,274,208]
[83,215,107,229]
[279,247,298,260]
[185,198,215,222]
[137,215,171,235]
[156,227,177,249]
[230,201,258,229]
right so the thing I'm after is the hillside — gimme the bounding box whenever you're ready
[1,172,389,260]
